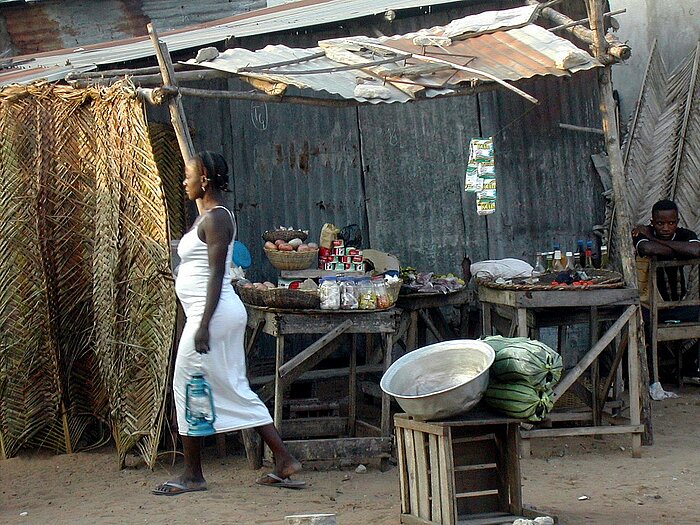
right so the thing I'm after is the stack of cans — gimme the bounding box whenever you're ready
[318,239,364,272]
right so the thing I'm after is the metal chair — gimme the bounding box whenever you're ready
[639,257,700,385]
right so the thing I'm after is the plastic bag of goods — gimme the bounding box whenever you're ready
[482,336,563,390]
[483,382,554,422]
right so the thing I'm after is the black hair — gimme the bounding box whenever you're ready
[195,151,230,191]
[652,199,678,214]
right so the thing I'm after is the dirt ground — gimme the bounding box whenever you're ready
[2,389,699,525]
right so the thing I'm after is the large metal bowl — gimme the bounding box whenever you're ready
[380,340,495,421]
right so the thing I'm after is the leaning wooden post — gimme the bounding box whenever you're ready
[587,0,653,446]
[147,23,203,214]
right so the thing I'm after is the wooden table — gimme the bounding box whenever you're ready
[244,305,400,467]
[477,285,644,456]
[395,287,472,352]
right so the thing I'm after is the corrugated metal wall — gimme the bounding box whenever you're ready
[147,3,606,282]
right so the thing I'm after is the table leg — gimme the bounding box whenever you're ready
[349,334,357,437]
[482,303,492,336]
[274,335,285,431]
[381,332,393,437]
[628,309,642,457]
[407,311,418,351]
[590,306,601,428]
[517,308,528,338]
[506,423,523,515]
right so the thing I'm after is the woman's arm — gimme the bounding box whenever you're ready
[194,209,233,354]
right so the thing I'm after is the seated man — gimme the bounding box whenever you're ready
[633,199,700,378]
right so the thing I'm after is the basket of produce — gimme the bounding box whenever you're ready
[262,229,308,243]
[264,288,320,310]
[233,280,275,306]
[263,238,319,271]
[476,269,623,291]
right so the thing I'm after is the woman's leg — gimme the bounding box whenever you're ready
[256,423,301,478]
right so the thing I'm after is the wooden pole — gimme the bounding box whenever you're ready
[147,23,203,214]
[587,0,653,445]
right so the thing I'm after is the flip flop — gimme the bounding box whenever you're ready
[151,480,208,496]
[255,472,306,489]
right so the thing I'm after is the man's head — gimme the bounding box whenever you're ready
[651,199,679,240]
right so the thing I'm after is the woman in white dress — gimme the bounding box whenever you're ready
[153,151,303,495]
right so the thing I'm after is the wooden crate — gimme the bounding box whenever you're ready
[395,413,523,525]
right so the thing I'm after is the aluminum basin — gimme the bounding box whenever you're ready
[380,340,495,421]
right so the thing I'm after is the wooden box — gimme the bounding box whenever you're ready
[394,413,523,525]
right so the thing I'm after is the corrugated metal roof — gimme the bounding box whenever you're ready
[181,7,599,104]
[0,0,469,86]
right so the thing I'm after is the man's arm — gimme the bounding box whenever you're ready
[637,238,700,258]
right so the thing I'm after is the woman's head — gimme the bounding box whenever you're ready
[183,151,229,200]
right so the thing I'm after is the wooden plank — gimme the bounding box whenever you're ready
[279,417,348,440]
[552,305,636,400]
[406,311,418,352]
[516,308,528,337]
[477,287,518,308]
[520,424,644,439]
[284,437,392,462]
[358,380,383,399]
[400,515,434,525]
[590,306,601,428]
[245,318,265,356]
[439,429,457,524]
[505,424,522,515]
[396,425,410,515]
[397,287,471,310]
[394,416,447,436]
[279,320,353,378]
[277,310,398,335]
[512,288,639,308]
[274,336,285,430]
[428,434,442,523]
[355,420,382,437]
[455,514,519,525]
[452,434,496,444]
[418,308,444,342]
[456,490,500,499]
[349,334,357,437]
[381,333,394,436]
[481,303,492,336]
[251,364,384,387]
[414,430,431,521]
[628,310,643,457]
[657,324,700,342]
[404,428,420,518]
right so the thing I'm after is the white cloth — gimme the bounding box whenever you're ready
[173,207,272,435]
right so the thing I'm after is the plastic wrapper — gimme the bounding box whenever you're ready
[319,278,340,310]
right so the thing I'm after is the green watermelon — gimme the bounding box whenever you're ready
[482,336,562,389]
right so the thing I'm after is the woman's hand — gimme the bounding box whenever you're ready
[194,324,210,354]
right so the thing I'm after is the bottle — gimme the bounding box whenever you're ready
[357,277,376,310]
[565,251,574,271]
[585,240,594,269]
[532,253,546,277]
[573,252,582,270]
[546,251,554,272]
[319,276,340,310]
[372,276,391,309]
[339,277,358,310]
[600,245,609,269]
[577,239,586,269]
[553,249,564,271]
[591,239,601,269]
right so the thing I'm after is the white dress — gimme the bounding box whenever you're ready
[173,207,272,435]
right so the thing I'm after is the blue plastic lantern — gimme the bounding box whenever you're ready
[185,373,216,437]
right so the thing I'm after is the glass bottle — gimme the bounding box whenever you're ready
[565,251,574,271]
[319,276,340,310]
[532,253,546,277]
[553,249,564,271]
[357,277,376,310]
[600,245,609,269]
[546,251,554,272]
[577,239,586,268]
[372,276,392,309]
[585,240,594,269]
[339,277,358,310]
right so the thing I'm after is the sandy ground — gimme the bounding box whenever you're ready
[1,389,699,525]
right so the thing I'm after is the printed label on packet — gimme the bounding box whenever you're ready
[476,189,496,215]
[464,164,481,192]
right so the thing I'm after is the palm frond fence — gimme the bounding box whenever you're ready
[0,80,180,468]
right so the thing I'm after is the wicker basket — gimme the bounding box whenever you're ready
[264,248,318,271]
[264,288,320,310]
[262,229,308,243]
[233,282,269,307]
